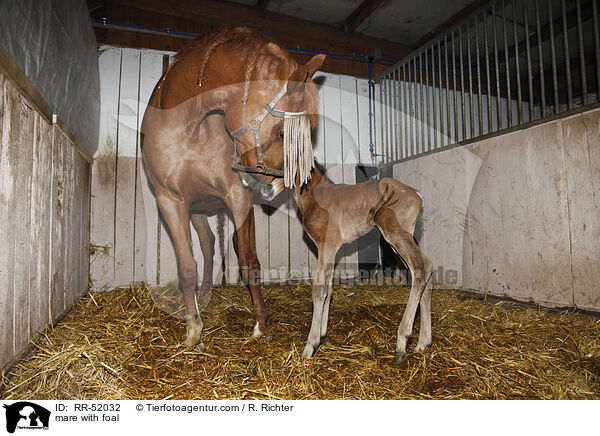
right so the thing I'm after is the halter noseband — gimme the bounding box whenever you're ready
[230,84,304,178]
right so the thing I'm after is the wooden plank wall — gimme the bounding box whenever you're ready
[90,48,377,289]
[392,107,600,311]
[0,72,91,372]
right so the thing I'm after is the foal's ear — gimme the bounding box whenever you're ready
[288,54,326,93]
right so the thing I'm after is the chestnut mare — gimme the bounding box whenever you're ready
[141,27,325,350]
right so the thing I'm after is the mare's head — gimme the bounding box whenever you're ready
[223,42,326,196]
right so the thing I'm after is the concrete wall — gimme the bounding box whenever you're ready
[0,70,91,372]
[90,47,378,289]
[392,107,600,311]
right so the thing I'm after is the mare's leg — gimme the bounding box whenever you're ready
[225,188,268,338]
[157,194,204,350]
[377,224,428,365]
[191,214,215,303]
[190,214,214,294]
[301,247,337,357]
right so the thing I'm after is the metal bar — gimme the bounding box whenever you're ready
[484,8,493,133]
[513,0,523,124]
[392,68,399,160]
[562,0,572,110]
[476,13,483,136]
[425,47,431,151]
[445,35,451,146]
[535,0,546,118]
[548,0,559,112]
[493,3,502,131]
[383,74,389,162]
[411,58,417,156]
[576,0,588,106]
[459,24,466,141]
[467,19,474,139]
[452,31,458,142]
[432,43,438,149]
[437,39,443,148]
[402,65,408,158]
[420,51,425,153]
[524,0,535,120]
[502,0,512,127]
[378,74,383,160]
[594,0,600,96]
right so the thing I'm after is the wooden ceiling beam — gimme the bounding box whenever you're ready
[343,0,388,33]
[256,0,270,12]
[412,0,490,48]
[110,0,412,60]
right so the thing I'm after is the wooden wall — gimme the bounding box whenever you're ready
[0,72,91,372]
[90,47,379,289]
[392,107,600,311]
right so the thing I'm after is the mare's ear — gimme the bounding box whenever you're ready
[304,54,326,78]
[287,54,327,93]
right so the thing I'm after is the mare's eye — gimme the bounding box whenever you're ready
[279,130,284,139]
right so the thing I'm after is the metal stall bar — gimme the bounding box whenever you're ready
[594,0,600,95]
[413,57,419,155]
[535,0,546,118]
[484,9,493,133]
[513,0,523,124]
[502,0,512,127]
[576,0,588,106]
[459,24,466,141]
[467,19,474,139]
[419,51,425,153]
[432,42,439,149]
[445,34,451,145]
[548,0,559,112]
[452,31,458,142]
[421,49,431,152]
[392,67,399,160]
[408,59,417,156]
[437,39,443,148]
[493,3,502,131]
[476,13,483,136]
[562,0,573,110]
[524,0,535,121]
[402,64,408,158]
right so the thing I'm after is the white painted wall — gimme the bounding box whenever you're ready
[392,107,600,311]
[90,47,376,289]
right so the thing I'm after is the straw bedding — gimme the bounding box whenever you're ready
[1,283,599,399]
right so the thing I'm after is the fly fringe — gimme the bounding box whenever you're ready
[283,114,313,188]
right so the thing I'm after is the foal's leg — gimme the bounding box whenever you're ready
[379,227,428,364]
[191,214,215,304]
[156,194,204,350]
[225,187,268,338]
[416,255,434,351]
[301,247,337,358]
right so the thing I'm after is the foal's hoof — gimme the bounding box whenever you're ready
[392,351,406,366]
[300,346,315,358]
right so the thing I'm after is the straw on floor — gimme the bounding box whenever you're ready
[1,283,599,399]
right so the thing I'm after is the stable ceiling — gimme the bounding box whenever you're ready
[89,0,486,77]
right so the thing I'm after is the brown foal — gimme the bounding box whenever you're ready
[294,165,433,364]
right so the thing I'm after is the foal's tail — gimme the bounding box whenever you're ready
[217,213,227,286]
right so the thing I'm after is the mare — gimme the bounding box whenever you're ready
[141,27,325,349]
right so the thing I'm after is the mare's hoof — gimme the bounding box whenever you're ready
[300,346,315,358]
[259,334,273,342]
[251,322,267,339]
[392,351,406,366]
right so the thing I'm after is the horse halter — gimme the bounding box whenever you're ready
[230,83,305,178]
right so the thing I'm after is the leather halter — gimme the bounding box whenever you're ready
[230,84,300,178]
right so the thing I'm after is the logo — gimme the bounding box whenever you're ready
[3,402,50,433]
